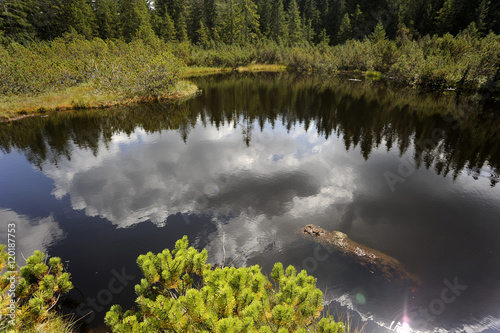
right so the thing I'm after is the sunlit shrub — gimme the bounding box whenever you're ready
[105,236,345,333]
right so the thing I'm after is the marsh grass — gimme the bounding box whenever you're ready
[0,81,198,120]
[185,64,286,77]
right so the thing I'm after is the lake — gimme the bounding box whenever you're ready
[1,72,499,332]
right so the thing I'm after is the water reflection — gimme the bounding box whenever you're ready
[0,73,499,332]
[0,209,65,263]
[1,73,499,185]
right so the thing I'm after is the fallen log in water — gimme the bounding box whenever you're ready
[301,224,421,286]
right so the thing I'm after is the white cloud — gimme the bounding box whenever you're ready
[40,117,358,231]
[0,209,65,264]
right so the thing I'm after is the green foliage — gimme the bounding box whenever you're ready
[0,34,186,98]
[95,0,121,40]
[105,236,345,333]
[93,39,185,97]
[337,14,352,44]
[63,0,97,39]
[287,0,304,45]
[119,0,155,42]
[0,244,73,331]
[1,0,500,47]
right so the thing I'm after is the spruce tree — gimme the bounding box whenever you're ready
[197,19,210,46]
[63,0,97,39]
[301,0,320,42]
[240,0,260,45]
[203,0,217,39]
[187,0,203,43]
[270,0,287,42]
[176,8,188,41]
[435,0,459,35]
[0,0,35,43]
[155,5,176,42]
[257,0,271,38]
[318,28,330,46]
[120,0,155,42]
[351,4,364,39]
[370,21,387,43]
[288,0,303,45]
[337,12,351,43]
[476,0,490,35]
[324,0,345,44]
[95,0,120,39]
[218,0,242,44]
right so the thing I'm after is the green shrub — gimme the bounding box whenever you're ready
[93,39,185,97]
[0,34,186,98]
[105,236,345,333]
[0,245,73,332]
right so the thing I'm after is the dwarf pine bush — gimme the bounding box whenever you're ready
[105,236,345,333]
[0,245,73,331]
[0,33,185,98]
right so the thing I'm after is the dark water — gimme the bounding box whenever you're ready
[1,73,500,332]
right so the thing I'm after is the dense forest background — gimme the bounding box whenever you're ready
[1,0,499,45]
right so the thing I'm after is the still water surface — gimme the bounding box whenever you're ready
[1,73,500,332]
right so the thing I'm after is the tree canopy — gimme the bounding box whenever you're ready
[1,0,499,46]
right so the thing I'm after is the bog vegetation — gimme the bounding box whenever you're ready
[1,0,500,102]
[0,238,346,332]
[0,34,185,98]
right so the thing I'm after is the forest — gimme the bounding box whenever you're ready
[0,0,499,45]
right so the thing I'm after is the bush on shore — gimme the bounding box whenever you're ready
[0,33,185,98]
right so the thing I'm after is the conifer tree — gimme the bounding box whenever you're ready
[324,0,345,44]
[176,8,189,41]
[270,0,287,42]
[0,245,73,331]
[187,0,203,43]
[120,0,155,42]
[0,0,35,43]
[218,0,241,44]
[435,0,459,35]
[370,21,387,43]
[203,0,217,39]
[351,4,364,39]
[155,5,176,41]
[257,0,271,38]
[337,12,351,43]
[63,0,97,39]
[318,28,330,46]
[301,0,320,41]
[240,0,260,45]
[476,0,490,35]
[304,17,314,44]
[288,0,303,45]
[95,0,120,39]
[197,19,210,46]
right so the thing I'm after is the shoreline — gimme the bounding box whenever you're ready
[1,66,497,123]
[0,80,200,123]
[0,65,287,122]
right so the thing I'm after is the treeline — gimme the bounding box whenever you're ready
[1,0,499,46]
